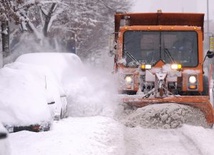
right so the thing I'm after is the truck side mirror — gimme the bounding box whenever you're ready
[206,50,214,58]
[108,33,117,57]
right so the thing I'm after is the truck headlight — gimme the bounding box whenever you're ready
[141,64,152,70]
[189,75,197,84]
[171,64,182,70]
[125,75,133,84]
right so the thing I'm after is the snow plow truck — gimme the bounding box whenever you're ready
[109,10,214,127]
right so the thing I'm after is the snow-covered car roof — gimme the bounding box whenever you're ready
[15,52,83,83]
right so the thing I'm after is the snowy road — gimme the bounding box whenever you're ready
[6,65,214,155]
[9,117,125,155]
[8,116,214,155]
[125,127,205,155]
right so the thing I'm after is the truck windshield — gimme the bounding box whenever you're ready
[123,31,198,67]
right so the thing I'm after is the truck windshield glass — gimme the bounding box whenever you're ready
[123,31,198,67]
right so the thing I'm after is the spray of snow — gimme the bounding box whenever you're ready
[5,34,68,64]
[64,64,119,117]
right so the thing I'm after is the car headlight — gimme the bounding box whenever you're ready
[125,75,133,84]
[189,75,197,84]
[171,64,182,70]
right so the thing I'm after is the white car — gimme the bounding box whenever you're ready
[0,63,52,132]
[15,52,83,120]
[0,123,10,155]
[0,52,82,132]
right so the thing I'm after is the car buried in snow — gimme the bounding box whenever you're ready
[15,52,83,120]
[0,63,53,132]
[0,52,82,132]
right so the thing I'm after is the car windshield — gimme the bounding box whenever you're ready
[123,31,198,67]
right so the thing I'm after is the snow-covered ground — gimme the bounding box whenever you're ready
[2,53,214,155]
[8,116,214,155]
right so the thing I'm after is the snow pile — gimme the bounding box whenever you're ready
[116,103,209,129]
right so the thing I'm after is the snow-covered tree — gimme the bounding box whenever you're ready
[51,0,131,62]
[1,0,131,65]
[1,0,67,64]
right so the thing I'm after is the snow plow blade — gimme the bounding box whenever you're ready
[122,96,214,124]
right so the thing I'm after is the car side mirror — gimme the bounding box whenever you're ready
[0,132,7,139]
[206,50,214,58]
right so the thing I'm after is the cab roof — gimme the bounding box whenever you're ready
[115,12,204,37]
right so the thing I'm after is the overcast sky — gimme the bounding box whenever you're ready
[131,0,214,20]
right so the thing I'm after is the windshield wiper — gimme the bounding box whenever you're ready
[125,51,140,65]
[164,48,175,63]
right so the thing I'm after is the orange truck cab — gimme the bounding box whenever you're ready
[110,11,214,125]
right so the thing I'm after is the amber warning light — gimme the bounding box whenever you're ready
[210,35,214,52]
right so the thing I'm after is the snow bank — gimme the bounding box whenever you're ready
[116,103,209,129]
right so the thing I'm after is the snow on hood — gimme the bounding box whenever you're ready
[0,62,52,127]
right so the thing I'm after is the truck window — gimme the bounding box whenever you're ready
[123,31,198,67]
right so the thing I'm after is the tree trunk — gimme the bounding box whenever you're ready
[43,3,57,37]
[1,21,10,59]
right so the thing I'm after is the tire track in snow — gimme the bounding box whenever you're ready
[172,130,203,155]
[124,127,205,155]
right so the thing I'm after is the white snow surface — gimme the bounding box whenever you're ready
[2,52,214,155]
